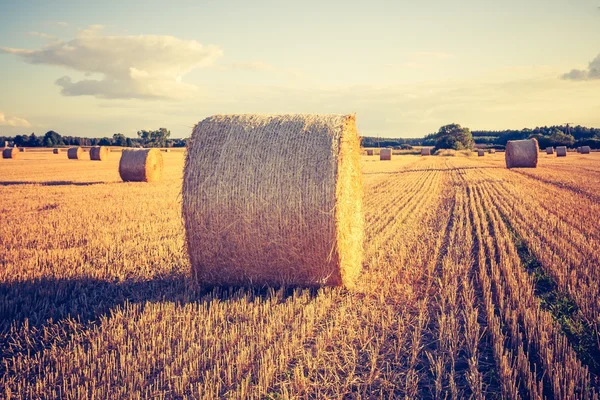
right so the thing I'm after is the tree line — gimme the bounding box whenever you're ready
[1,128,187,148]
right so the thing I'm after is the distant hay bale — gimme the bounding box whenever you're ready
[90,146,109,161]
[19,148,25,152]
[380,148,392,160]
[577,147,581,153]
[53,148,59,154]
[67,147,83,159]
[183,114,363,288]
[421,147,431,156]
[2,147,18,159]
[477,149,485,157]
[366,149,374,156]
[580,146,591,154]
[556,146,567,157]
[505,138,539,168]
[546,147,554,154]
[164,148,171,153]
[488,149,496,154]
[119,149,163,182]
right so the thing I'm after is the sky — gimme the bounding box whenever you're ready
[0,0,599,138]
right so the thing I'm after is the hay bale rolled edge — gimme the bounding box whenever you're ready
[556,146,567,157]
[2,147,18,159]
[581,146,591,154]
[182,114,364,288]
[505,138,539,168]
[67,147,83,159]
[119,149,164,182]
[546,147,554,154]
[90,146,109,161]
[380,148,392,160]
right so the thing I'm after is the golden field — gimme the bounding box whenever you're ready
[1,150,599,399]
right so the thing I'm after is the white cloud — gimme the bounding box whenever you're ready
[561,53,600,81]
[1,26,223,99]
[0,112,31,127]
[28,31,58,41]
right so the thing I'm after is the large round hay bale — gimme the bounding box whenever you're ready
[380,148,392,160]
[421,147,431,156]
[580,146,591,154]
[183,114,363,288]
[366,149,374,156]
[53,148,59,154]
[2,147,18,159]
[119,149,163,182]
[546,147,554,155]
[477,149,485,157]
[505,138,538,168]
[67,147,83,159]
[556,146,567,157]
[90,146,109,161]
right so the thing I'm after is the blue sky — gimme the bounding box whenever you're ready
[1,0,599,138]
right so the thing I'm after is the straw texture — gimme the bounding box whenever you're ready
[478,149,485,157]
[556,146,567,157]
[2,147,18,159]
[421,148,431,156]
[505,139,539,168]
[90,146,109,161]
[67,147,83,160]
[380,148,392,160]
[119,149,164,182]
[183,114,364,288]
[581,146,591,154]
[546,147,554,154]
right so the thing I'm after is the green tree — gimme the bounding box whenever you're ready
[433,124,474,151]
[137,127,170,147]
[113,133,127,146]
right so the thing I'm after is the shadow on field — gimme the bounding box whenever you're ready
[0,180,108,186]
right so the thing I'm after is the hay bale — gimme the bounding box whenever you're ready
[90,146,109,161]
[546,147,554,155]
[164,148,171,153]
[380,148,392,160]
[556,146,567,157]
[366,149,374,156]
[505,138,538,168]
[119,149,163,182]
[488,149,496,154]
[477,149,485,157]
[580,146,591,154]
[183,114,363,288]
[421,147,431,156]
[577,147,581,153]
[67,147,83,159]
[53,148,59,154]
[2,147,18,159]
[19,148,25,152]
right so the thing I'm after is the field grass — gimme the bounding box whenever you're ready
[1,150,599,399]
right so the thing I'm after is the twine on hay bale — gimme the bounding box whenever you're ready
[546,147,554,155]
[2,147,18,159]
[90,146,109,161]
[505,138,539,168]
[556,146,567,157]
[67,147,83,159]
[478,149,485,157]
[366,149,374,156]
[119,149,163,182]
[380,148,392,160]
[421,147,431,156]
[53,148,59,154]
[580,146,591,154]
[183,114,364,288]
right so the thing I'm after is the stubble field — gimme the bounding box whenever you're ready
[1,150,599,399]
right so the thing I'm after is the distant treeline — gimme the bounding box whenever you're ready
[364,124,600,149]
[1,128,187,148]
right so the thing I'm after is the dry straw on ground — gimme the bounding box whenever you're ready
[478,149,485,157]
[366,149,374,156]
[67,147,83,160]
[53,148,59,154]
[380,148,392,160]
[421,147,431,156]
[183,114,363,288]
[505,138,539,168]
[546,147,554,154]
[2,147,18,159]
[580,146,591,154]
[90,146,109,161]
[556,146,567,157]
[119,149,164,182]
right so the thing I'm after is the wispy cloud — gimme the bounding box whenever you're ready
[27,31,58,41]
[0,112,31,127]
[561,53,600,81]
[1,26,223,100]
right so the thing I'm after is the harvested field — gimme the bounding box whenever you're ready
[1,151,599,399]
